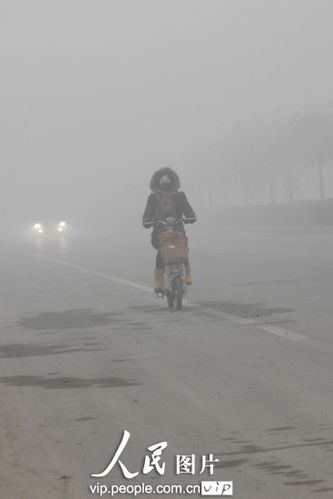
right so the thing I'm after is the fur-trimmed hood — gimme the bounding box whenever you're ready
[149,167,180,193]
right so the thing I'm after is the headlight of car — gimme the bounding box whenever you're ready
[33,223,44,233]
[57,221,67,232]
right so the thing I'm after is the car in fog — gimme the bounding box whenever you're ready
[32,220,69,236]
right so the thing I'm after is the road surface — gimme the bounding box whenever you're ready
[0,225,333,498]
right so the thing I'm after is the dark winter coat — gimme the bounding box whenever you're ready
[142,167,196,249]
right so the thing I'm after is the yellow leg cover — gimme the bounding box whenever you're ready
[185,262,192,285]
[154,268,165,292]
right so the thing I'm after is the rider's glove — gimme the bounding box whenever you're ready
[184,217,196,224]
[143,220,154,228]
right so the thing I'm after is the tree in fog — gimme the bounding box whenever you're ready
[292,109,333,200]
[271,117,302,203]
[220,122,255,206]
[191,107,333,209]
[224,118,282,206]
[243,117,304,205]
[250,119,279,205]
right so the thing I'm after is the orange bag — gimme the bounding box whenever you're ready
[159,231,188,264]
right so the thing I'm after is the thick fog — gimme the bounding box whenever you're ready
[1,0,333,229]
[2,5,333,496]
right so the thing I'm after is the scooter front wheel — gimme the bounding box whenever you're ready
[173,277,183,311]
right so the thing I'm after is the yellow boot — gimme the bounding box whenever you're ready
[154,268,165,293]
[185,262,192,285]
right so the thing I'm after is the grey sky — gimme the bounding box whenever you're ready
[1,0,333,221]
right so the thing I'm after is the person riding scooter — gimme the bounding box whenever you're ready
[142,167,196,293]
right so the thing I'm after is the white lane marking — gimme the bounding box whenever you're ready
[25,251,153,293]
[25,250,306,344]
[256,324,305,342]
[188,304,306,343]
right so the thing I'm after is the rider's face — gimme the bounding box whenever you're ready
[159,175,171,190]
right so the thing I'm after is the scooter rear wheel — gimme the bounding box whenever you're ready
[167,290,174,309]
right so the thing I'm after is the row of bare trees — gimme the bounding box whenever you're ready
[195,107,333,206]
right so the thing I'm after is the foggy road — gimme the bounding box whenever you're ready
[0,226,333,499]
[2,0,333,497]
